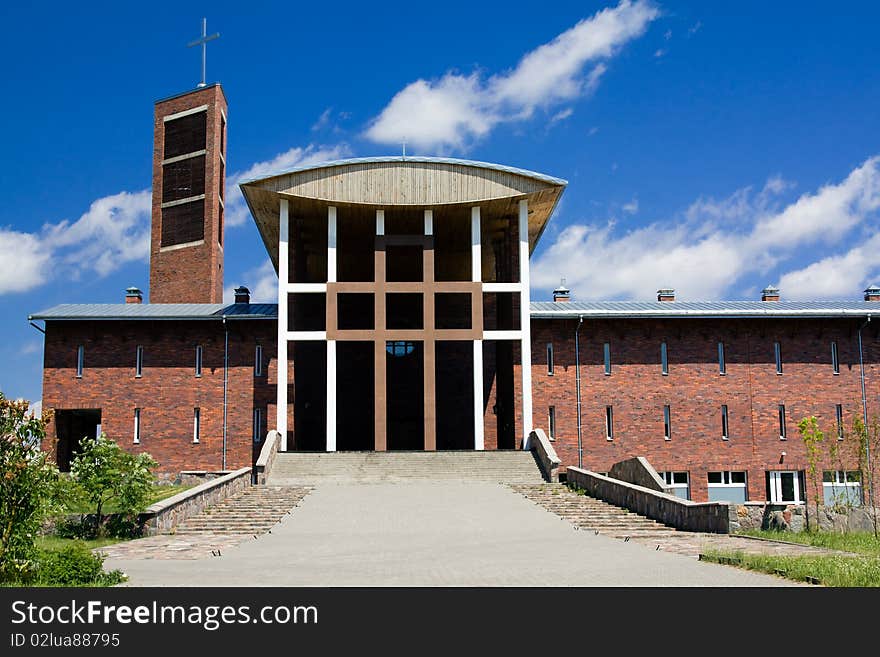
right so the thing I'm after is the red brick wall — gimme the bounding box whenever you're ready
[149,85,227,304]
[529,317,880,503]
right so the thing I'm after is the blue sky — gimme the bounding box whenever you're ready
[2,0,880,403]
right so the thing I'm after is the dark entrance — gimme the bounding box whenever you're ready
[54,409,101,471]
[336,341,375,450]
[386,340,424,450]
[435,341,474,449]
[292,342,327,451]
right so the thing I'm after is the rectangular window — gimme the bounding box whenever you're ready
[778,404,787,440]
[831,341,839,374]
[133,408,141,444]
[660,342,668,375]
[547,343,554,376]
[253,408,263,443]
[822,470,862,507]
[718,342,726,375]
[774,342,783,374]
[255,345,263,377]
[708,471,747,503]
[663,405,671,440]
[603,343,611,375]
[605,406,614,440]
[195,345,203,377]
[721,404,729,440]
[548,406,556,440]
[659,471,690,500]
[836,404,844,440]
[135,346,144,378]
[768,471,803,503]
[76,345,84,378]
[193,408,200,444]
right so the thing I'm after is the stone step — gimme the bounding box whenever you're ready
[172,486,312,536]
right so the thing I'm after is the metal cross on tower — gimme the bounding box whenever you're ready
[187,18,220,88]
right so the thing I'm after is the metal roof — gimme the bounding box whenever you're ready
[28,303,277,321]
[529,300,878,319]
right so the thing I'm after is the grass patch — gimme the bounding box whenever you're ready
[737,529,880,556]
[36,535,124,552]
[61,483,192,515]
[702,549,880,587]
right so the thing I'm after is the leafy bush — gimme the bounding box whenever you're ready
[36,542,125,586]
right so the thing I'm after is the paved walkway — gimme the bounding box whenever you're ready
[103,482,801,586]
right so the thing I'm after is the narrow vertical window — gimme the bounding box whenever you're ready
[603,343,611,375]
[605,405,614,440]
[76,345,84,378]
[663,405,671,440]
[718,342,726,375]
[133,408,141,444]
[548,406,556,440]
[660,342,668,375]
[831,341,839,374]
[836,404,844,440]
[254,344,263,377]
[721,404,729,440]
[774,342,783,374]
[778,404,787,440]
[547,343,554,376]
[253,408,263,443]
[135,345,144,378]
[193,408,200,444]
[195,345,203,377]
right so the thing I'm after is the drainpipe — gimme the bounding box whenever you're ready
[575,315,584,469]
[222,316,229,471]
[857,315,872,508]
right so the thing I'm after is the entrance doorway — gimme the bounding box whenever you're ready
[386,340,424,450]
[54,409,101,471]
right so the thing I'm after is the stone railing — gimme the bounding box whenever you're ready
[607,456,670,493]
[139,467,252,535]
[566,467,736,533]
[529,429,561,483]
[253,430,281,485]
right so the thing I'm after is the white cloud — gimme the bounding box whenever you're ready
[532,156,880,300]
[654,48,666,58]
[622,198,639,214]
[364,0,659,151]
[550,108,575,124]
[311,108,333,131]
[0,228,52,293]
[223,259,277,304]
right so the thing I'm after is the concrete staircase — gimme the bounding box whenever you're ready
[510,483,678,539]
[267,451,546,485]
[173,486,311,535]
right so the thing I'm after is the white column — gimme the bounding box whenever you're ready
[471,206,481,282]
[376,209,385,236]
[424,209,433,236]
[277,199,289,450]
[474,340,484,450]
[519,199,533,449]
[327,206,337,282]
[326,339,337,452]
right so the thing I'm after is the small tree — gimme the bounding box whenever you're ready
[70,433,157,537]
[853,415,880,539]
[798,416,824,532]
[0,393,60,582]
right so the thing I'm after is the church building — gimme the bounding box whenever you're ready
[30,83,880,506]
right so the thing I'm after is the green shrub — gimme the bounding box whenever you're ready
[36,543,125,586]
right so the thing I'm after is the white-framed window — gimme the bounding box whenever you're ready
[660,342,668,375]
[822,470,862,507]
[721,404,729,440]
[659,471,690,500]
[548,406,556,440]
[195,345,203,377]
[663,405,671,440]
[254,344,263,377]
[778,404,787,440]
[831,341,839,374]
[768,470,803,503]
[135,345,144,378]
[603,343,611,375]
[193,407,200,444]
[836,404,844,440]
[605,405,614,441]
[708,471,747,503]
[133,408,141,444]
[718,342,726,375]
[546,343,554,376]
[253,408,263,443]
[774,342,783,374]
[76,345,84,378]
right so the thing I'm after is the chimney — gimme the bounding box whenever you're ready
[234,285,251,305]
[865,285,880,302]
[552,278,571,303]
[657,288,675,302]
[125,287,143,304]
[761,285,780,302]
